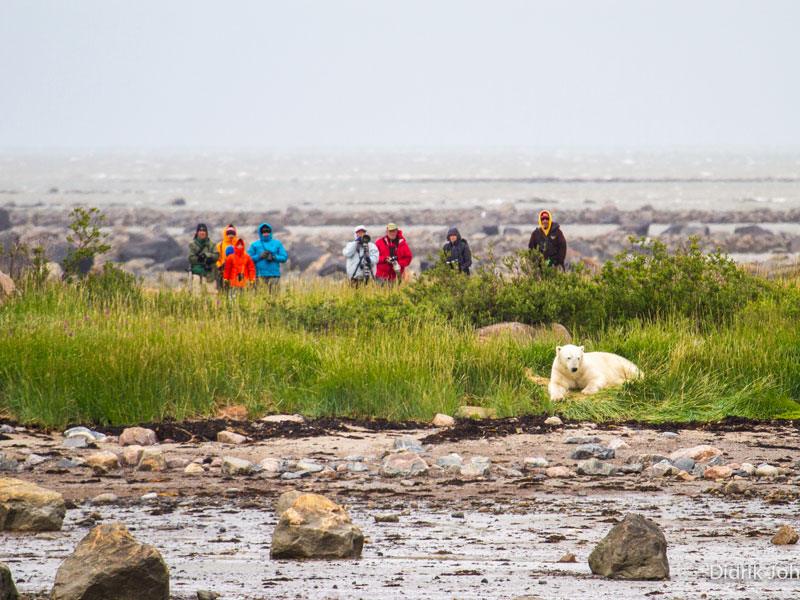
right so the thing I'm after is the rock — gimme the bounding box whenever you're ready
[588,513,669,580]
[380,452,428,478]
[617,220,650,237]
[0,563,18,600]
[619,463,643,474]
[374,513,400,523]
[496,466,524,477]
[740,463,756,476]
[137,448,166,472]
[703,465,733,480]
[545,466,574,478]
[275,490,304,517]
[117,233,182,263]
[771,525,799,545]
[432,413,455,427]
[475,322,571,344]
[0,425,13,435]
[50,523,169,600]
[86,452,120,471]
[673,457,695,472]
[643,461,679,478]
[706,455,726,467]
[544,416,563,426]
[722,481,747,495]
[346,462,369,473]
[0,272,16,302]
[217,431,246,445]
[523,457,549,469]
[91,493,119,505]
[558,552,577,563]
[569,444,615,460]
[119,427,158,447]
[564,436,600,444]
[434,454,463,468]
[734,224,773,236]
[196,591,219,600]
[166,457,189,470]
[607,438,630,450]
[54,458,85,469]
[259,458,286,473]
[122,445,144,467]
[0,477,66,531]
[216,405,248,420]
[184,463,205,475]
[755,464,779,478]
[461,456,491,477]
[393,435,425,453]
[221,457,253,476]
[0,456,18,472]
[0,209,10,231]
[627,454,672,466]
[577,459,617,476]
[296,459,324,473]
[456,405,497,419]
[22,454,48,469]
[676,470,696,482]
[661,431,678,438]
[270,493,364,559]
[61,437,88,449]
[669,445,722,463]
[261,414,304,423]
[63,426,106,441]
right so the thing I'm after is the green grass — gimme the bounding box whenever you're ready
[1,275,799,428]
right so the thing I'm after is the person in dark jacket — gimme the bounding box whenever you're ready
[442,227,472,275]
[188,223,219,292]
[528,210,567,269]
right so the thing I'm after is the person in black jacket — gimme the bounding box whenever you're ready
[442,227,472,275]
[528,210,567,269]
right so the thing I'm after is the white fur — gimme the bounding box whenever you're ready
[548,344,642,401]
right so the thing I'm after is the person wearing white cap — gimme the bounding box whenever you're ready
[343,225,379,285]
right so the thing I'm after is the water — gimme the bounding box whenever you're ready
[1,148,799,214]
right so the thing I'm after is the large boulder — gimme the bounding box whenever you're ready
[0,272,15,302]
[0,563,18,600]
[0,209,10,232]
[0,477,65,531]
[117,233,182,263]
[119,427,158,447]
[588,513,669,580]
[270,493,363,559]
[51,523,169,600]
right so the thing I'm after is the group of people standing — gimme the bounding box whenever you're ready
[188,209,566,293]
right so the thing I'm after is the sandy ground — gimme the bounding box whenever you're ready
[2,418,800,599]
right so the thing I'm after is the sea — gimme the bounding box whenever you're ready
[1,148,799,216]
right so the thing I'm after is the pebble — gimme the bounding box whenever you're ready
[296,459,324,473]
[86,451,121,470]
[618,463,643,474]
[141,493,158,501]
[137,448,167,472]
[0,425,14,434]
[23,453,48,469]
[61,436,89,449]
[564,436,600,445]
[434,454,463,468]
[661,431,678,438]
[451,511,465,519]
[381,452,429,478]
[261,414,304,423]
[400,479,415,487]
[119,426,158,447]
[523,457,549,469]
[545,466,574,478]
[54,457,85,469]
[258,458,286,473]
[346,462,370,473]
[63,426,106,441]
[544,416,563,426]
[221,457,254,476]
[558,552,577,563]
[210,457,222,468]
[374,513,400,523]
[461,456,491,478]
[496,466,524,478]
[568,444,615,460]
[432,413,455,427]
[576,458,617,476]
[91,493,119,504]
[123,445,145,467]
[669,444,722,463]
[740,463,756,475]
[643,461,679,478]
[676,470,696,482]
[223,488,241,496]
[772,525,799,545]
[707,455,727,467]
[344,455,376,462]
[703,465,734,480]
[393,435,425,454]
[280,471,307,480]
[184,463,205,474]
[673,457,695,472]
[197,591,220,600]
[607,438,630,450]
[167,457,190,470]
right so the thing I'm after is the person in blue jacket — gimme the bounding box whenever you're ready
[247,222,288,291]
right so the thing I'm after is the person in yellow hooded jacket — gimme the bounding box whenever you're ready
[215,224,238,288]
[528,209,567,269]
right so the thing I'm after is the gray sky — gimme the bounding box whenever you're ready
[1,0,798,149]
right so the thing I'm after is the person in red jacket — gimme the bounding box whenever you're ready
[223,239,256,298]
[375,222,412,283]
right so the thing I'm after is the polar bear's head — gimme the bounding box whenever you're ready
[556,344,584,373]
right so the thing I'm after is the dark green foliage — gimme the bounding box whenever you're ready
[61,206,111,281]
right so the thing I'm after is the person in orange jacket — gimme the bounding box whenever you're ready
[215,224,239,288]
[223,239,256,297]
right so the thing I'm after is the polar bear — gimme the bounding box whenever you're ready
[548,344,642,401]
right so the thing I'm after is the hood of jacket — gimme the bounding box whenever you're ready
[233,238,246,258]
[258,222,273,243]
[539,210,553,236]
[446,227,461,241]
[222,224,238,245]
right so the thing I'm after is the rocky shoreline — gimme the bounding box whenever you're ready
[2,203,800,284]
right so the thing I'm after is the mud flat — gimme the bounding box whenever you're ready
[2,417,800,599]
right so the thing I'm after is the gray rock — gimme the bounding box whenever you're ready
[734,224,773,236]
[91,493,119,505]
[220,457,253,476]
[63,426,106,441]
[280,471,309,480]
[0,425,14,435]
[0,477,66,531]
[346,462,370,473]
[270,493,363,559]
[296,459,324,473]
[707,455,727,467]
[61,437,88,449]
[755,464,780,478]
[496,466,524,478]
[380,452,428,478]
[627,454,671,466]
[275,490,304,517]
[461,456,491,477]
[54,458,85,469]
[523,457,549,469]
[434,454,463,468]
[22,454,48,470]
[50,523,169,600]
[393,435,425,454]
[642,461,679,478]
[619,463,643,474]
[564,436,600,444]
[673,458,695,472]
[0,456,18,472]
[344,455,376,462]
[577,459,617,476]
[0,562,18,600]
[117,233,182,263]
[661,431,678,438]
[588,513,670,580]
[569,444,615,460]
[119,427,158,447]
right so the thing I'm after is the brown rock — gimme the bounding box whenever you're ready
[0,478,65,532]
[432,413,455,427]
[703,465,733,480]
[669,445,722,463]
[772,525,799,545]
[270,493,364,559]
[119,427,158,447]
[0,562,18,600]
[275,490,304,517]
[122,445,144,467]
[217,431,246,445]
[546,466,574,478]
[676,470,696,482]
[0,272,16,302]
[217,405,248,420]
[136,449,166,472]
[558,552,577,563]
[588,513,669,580]
[51,523,169,600]
[86,452,120,471]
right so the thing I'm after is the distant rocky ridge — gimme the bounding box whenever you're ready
[2,204,799,283]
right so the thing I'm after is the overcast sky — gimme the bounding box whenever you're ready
[1,0,798,149]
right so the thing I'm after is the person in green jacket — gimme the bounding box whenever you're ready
[188,223,219,292]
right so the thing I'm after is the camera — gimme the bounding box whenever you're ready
[358,234,371,244]
[388,256,401,276]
